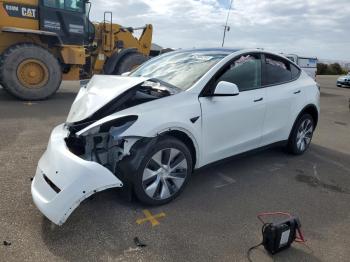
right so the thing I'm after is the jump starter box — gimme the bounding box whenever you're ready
[262,217,301,254]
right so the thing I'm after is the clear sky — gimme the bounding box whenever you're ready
[90,0,350,61]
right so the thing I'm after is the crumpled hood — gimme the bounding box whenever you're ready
[67,75,148,123]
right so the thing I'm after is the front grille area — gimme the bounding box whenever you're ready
[65,135,85,156]
[43,174,61,193]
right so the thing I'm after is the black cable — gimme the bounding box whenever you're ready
[246,223,271,262]
[247,242,263,262]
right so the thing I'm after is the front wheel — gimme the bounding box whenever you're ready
[287,114,314,155]
[133,136,193,205]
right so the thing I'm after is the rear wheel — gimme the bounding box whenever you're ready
[287,114,314,155]
[114,52,148,75]
[0,43,62,100]
[133,136,193,205]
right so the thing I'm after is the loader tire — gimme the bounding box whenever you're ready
[0,54,6,90]
[114,52,148,75]
[0,43,62,100]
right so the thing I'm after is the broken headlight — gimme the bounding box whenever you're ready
[67,116,138,170]
[80,115,138,136]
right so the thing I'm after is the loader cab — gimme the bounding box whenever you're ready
[39,0,91,45]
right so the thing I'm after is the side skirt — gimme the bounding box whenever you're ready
[195,140,288,172]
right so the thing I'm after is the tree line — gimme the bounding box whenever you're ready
[317,63,348,75]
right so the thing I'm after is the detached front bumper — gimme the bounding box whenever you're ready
[31,124,123,225]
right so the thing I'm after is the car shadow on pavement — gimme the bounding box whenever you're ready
[39,144,350,262]
[40,189,149,262]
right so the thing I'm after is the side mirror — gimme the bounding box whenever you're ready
[121,71,131,76]
[213,81,239,96]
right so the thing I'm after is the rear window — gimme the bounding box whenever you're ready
[291,64,301,80]
[263,55,299,86]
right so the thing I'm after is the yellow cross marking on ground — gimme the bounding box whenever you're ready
[136,209,166,227]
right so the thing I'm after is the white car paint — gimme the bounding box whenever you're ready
[67,76,148,123]
[31,124,123,225]
[199,86,267,164]
[261,71,315,145]
[31,49,320,225]
[337,74,350,87]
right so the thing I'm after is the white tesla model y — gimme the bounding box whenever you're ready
[31,48,320,225]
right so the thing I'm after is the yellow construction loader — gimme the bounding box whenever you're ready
[0,0,153,100]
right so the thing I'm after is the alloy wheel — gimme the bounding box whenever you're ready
[296,119,313,152]
[142,148,188,200]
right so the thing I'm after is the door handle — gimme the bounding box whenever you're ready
[293,90,301,94]
[254,97,263,102]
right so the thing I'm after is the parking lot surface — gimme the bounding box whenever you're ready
[0,75,349,262]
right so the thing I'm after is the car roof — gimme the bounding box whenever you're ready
[155,47,302,73]
[171,48,298,63]
[173,48,241,55]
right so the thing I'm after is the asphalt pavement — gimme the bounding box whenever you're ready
[0,75,349,262]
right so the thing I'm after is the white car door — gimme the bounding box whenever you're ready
[260,54,302,146]
[199,53,267,165]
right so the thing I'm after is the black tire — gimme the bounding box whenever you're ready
[131,136,193,205]
[114,52,148,75]
[0,43,62,100]
[287,114,314,155]
[0,53,6,90]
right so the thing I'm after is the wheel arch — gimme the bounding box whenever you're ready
[1,27,62,46]
[159,128,199,169]
[289,104,319,140]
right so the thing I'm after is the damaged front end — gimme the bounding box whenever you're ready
[31,76,178,225]
[65,116,140,174]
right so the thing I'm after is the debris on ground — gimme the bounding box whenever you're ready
[133,237,147,248]
[3,241,11,246]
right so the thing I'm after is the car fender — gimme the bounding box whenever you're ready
[77,92,203,167]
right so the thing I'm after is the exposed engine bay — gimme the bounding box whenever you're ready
[65,116,139,175]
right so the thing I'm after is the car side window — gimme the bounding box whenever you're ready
[291,64,301,80]
[216,54,261,92]
[263,55,295,85]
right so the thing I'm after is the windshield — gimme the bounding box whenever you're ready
[130,50,229,90]
[43,0,85,12]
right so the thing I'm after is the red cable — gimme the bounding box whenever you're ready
[257,211,292,224]
[295,228,306,243]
